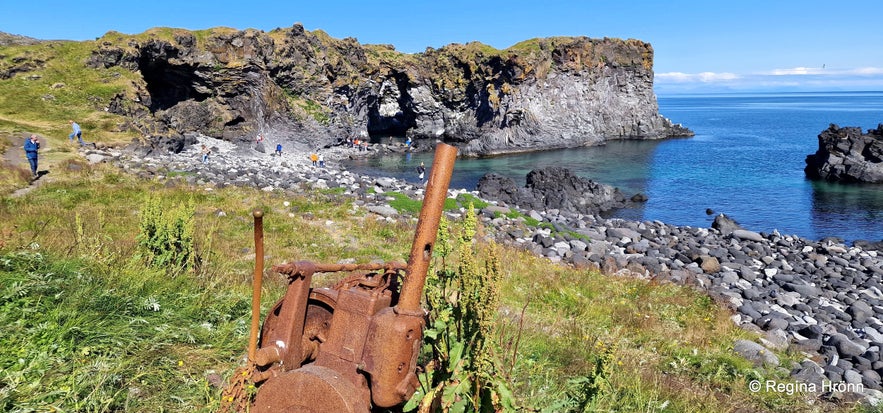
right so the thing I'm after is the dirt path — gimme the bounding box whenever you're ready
[2,135,24,167]
[3,134,52,198]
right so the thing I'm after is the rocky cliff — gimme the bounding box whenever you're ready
[805,124,883,183]
[87,24,690,156]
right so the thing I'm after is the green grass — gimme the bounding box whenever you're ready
[0,163,867,412]
[493,250,842,412]
[386,191,460,215]
[0,251,248,411]
[455,192,489,209]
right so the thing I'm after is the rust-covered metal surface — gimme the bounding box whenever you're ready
[249,143,458,412]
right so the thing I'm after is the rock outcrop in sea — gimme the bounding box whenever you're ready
[805,124,883,183]
[83,25,692,156]
[476,167,638,215]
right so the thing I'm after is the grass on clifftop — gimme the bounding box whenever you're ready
[0,36,140,180]
[0,162,873,412]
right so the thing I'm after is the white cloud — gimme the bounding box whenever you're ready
[853,67,883,75]
[769,67,822,75]
[655,66,883,93]
[765,66,883,76]
[656,71,739,83]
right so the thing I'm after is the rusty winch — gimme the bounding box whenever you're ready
[246,143,457,412]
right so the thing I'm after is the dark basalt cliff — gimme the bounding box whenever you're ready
[805,124,883,183]
[88,24,691,155]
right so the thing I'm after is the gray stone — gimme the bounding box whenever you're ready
[721,271,739,285]
[862,370,883,390]
[848,301,874,323]
[829,334,866,358]
[864,327,883,344]
[483,205,511,215]
[772,273,795,283]
[761,329,790,351]
[775,292,800,307]
[793,338,823,352]
[758,315,790,331]
[607,227,642,242]
[569,239,588,252]
[374,177,396,188]
[733,229,764,242]
[844,369,863,385]
[791,360,825,386]
[366,205,398,218]
[733,339,779,368]
[85,153,108,164]
[784,282,821,298]
[529,210,544,222]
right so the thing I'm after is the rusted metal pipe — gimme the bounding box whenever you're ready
[272,261,406,277]
[248,210,264,363]
[396,143,458,313]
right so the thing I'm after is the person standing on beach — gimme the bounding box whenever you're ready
[416,162,425,183]
[24,134,40,179]
[201,145,211,164]
[68,120,84,146]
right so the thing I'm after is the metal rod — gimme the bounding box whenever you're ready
[248,210,264,363]
[396,143,458,313]
[272,261,406,277]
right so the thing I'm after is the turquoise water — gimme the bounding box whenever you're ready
[344,92,883,242]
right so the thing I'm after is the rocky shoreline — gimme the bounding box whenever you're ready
[82,136,883,405]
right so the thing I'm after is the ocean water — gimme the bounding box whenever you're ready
[344,92,883,242]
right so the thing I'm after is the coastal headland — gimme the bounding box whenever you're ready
[2,25,690,158]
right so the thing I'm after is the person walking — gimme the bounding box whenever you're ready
[310,152,318,167]
[24,134,40,179]
[318,153,325,168]
[275,143,282,156]
[68,120,84,146]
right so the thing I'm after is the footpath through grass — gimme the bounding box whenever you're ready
[0,163,870,412]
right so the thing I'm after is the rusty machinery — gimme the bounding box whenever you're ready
[246,143,458,412]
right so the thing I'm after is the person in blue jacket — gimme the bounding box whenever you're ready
[24,134,40,179]
[68,120,84,146]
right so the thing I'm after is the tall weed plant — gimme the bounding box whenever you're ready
[407,204,516,412]
[136,195,195,273]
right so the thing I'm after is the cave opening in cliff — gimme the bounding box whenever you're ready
[365,72,417,141]
[138,57,211,112]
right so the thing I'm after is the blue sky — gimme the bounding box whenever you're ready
[3,0,882,94]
